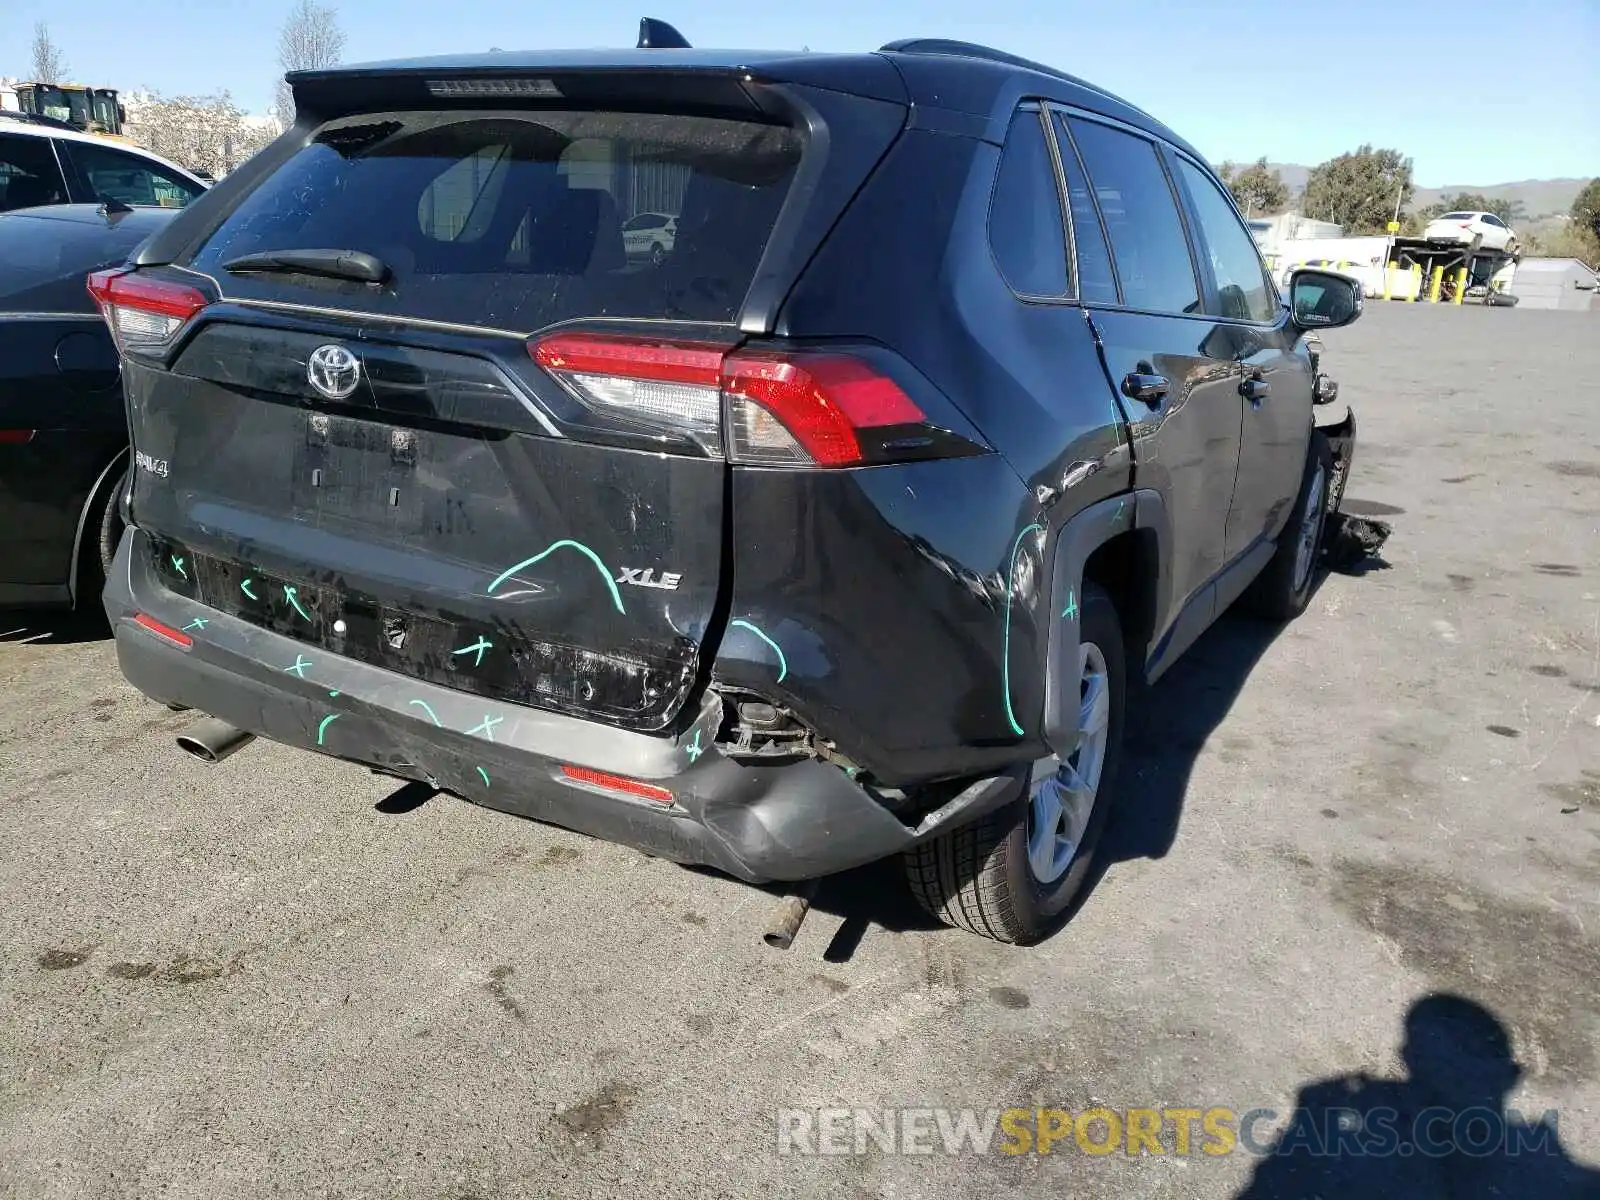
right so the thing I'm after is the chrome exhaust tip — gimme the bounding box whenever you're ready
[176,716,255,764]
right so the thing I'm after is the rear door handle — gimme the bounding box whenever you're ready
[1240,376,1270,403]
[1120,372,1169,406]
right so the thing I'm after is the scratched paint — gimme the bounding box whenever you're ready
[452,636,493,667]
[1002,522,1046,738]
[466,714,504,742]
[407,698,442,727]
[729,619,788,683]
[316,713,339,745]
[485,540,626,615]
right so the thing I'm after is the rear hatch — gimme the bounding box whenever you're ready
[102,66,906,732]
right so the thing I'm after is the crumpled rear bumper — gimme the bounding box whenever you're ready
[104,528,1019,882]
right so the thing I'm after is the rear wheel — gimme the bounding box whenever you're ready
[1242,430,1332,621]
[904,583,1126,944]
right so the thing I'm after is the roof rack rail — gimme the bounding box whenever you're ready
[0,109,79,132]
[878,37,1147,113]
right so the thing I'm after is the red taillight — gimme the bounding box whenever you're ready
[529,333,931,468]
[0,430,35,445]
[722,352,924,467]
[87,269,208,353]
[133,612,193,648]
[560,764,675,805]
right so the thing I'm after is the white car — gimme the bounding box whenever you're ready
[0,112,207,214]
[1422,210,1517,253]
[622,211,676,263]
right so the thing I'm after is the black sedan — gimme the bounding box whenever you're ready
[0,203,178,609]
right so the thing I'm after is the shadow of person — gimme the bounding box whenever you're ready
[1237,993,1600,1199]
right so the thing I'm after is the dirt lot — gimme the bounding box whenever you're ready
[1,303,1597,1199]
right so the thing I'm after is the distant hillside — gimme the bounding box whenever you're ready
[1247,164,1587,220]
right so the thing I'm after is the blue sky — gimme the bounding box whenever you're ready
[5,0,1596,185]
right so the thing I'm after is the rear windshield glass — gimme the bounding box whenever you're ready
[0,214,165,312]
[189,109,803,331]
[1437,212,1473,220]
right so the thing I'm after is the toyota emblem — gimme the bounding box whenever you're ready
[307,344,361,400]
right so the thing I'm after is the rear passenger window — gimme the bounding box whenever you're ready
[1050,113,1117,305]
[0,133,70,212]
[1065,118,1199,316]
[988,110,1067,297]
[1174,158,1278,322]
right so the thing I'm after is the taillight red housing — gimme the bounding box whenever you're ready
[531,332,973,468]
[87,268,208,354]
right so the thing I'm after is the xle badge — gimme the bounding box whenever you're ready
[617,568,682,592]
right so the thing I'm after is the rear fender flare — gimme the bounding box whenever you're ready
[68,446,129,608]
[1042,489,1170,757]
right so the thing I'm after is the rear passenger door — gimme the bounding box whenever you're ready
[1052,111,1242,643]
[1169,154,1311,563]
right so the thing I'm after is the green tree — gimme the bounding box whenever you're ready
[1572,178,1600,239]
[1219,158,1289,217]
[1301,145,1414,234]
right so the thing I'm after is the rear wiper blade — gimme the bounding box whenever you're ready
[221,248,389,285]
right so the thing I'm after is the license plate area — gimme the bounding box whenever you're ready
[292,412,425,534]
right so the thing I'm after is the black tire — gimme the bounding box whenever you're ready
[77,466,127,610]
[1241,430,1333,621]
[650,243,666,267]
[904,582,1127,944]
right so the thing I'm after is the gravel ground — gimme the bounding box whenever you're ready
[1,302,1597,1199]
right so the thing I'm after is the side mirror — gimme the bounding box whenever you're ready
[1289,268,1363,331]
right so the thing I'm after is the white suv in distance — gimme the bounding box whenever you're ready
[0,113,208,214]
[1422,210,1517,253]
[621,211,676,264]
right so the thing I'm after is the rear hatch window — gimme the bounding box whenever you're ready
[187,109,803,331]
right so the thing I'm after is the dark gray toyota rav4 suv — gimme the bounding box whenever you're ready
[95,26,1363,943]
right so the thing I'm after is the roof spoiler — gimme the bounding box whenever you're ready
[637,17,691,48]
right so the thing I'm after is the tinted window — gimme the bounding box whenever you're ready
[0,134,70,212]
[190,110,802,330]
[0,211,168,312]
[625,213,668,231]
[1481,213,1506,228]
[1175,158,1278,322]
[1066,119,1199,315]
[988,110,1067,297]
[1051,113,1117,305]
[1438,212,1473,220]
[62,140,202,209]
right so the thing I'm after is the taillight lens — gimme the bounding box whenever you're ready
[87,269,208,354]
[530,333,943,468]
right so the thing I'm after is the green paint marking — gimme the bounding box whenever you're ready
[1062,590,1079,621]
[476,767,490,787]
[182,617,208,633]
[685,730,703,762]
[486,540,625,615]
[170,555,187,580]
[466,714,504,743]
[730,619,788,683]
[284,654,313,678]
[451,636,493,667]
[284,585,312,622]
[407,699,442,727]
[240,578,257,600]
[328,690,340,698]
[1002,522,1046,738]
[316,713,339,745]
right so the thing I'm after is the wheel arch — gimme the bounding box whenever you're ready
[67,445,129,608]
[1042,489,1171,756]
